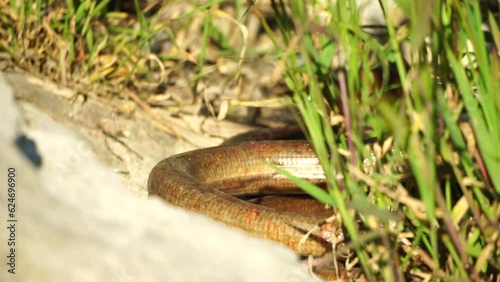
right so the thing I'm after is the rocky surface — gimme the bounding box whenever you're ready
[0,72,320,282]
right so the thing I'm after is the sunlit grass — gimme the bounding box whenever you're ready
[262,0,500,280]
[0,0,237,93]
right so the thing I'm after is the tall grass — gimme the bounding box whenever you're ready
[264,0,500,280]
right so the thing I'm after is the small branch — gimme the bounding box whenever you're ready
[337,68,356,167]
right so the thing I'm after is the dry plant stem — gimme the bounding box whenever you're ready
[473,148,493,188]
[380,230,404,282]
[452,164,487,237]
[434,183,481,282]
[400,241,444,276]
[122,88,198,146]
[337,69,357,168]
[99,124,143,160]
